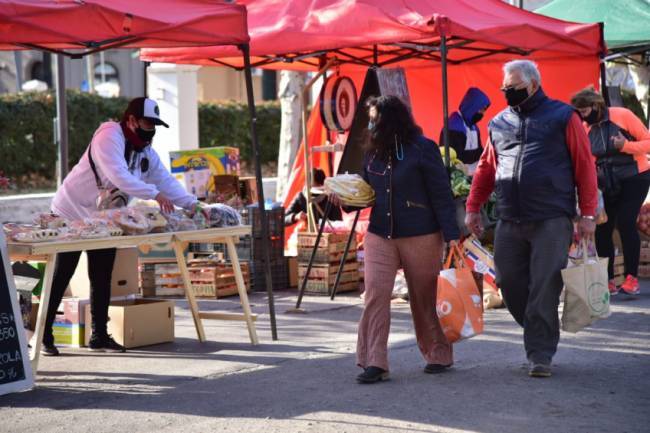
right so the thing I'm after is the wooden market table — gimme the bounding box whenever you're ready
[7,226,258,373]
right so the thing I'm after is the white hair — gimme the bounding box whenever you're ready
[503,60,541,86]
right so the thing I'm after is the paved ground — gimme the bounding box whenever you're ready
[1,283,649,433]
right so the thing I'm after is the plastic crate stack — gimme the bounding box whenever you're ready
[189,203,287,291]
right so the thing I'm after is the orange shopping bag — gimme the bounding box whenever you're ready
[436,245,484,343]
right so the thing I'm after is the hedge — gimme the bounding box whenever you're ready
[0,90,280,188]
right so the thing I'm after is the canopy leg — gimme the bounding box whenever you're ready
[240,44,278,341]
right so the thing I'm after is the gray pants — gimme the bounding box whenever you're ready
[494,217,573,365]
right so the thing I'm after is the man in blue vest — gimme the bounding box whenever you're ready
[465,60,598,378]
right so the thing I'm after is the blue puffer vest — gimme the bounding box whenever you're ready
[489,88,576,222]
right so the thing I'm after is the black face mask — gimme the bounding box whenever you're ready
[136,127,156,143]
[504,87,529,107]
[470,112,484,125]
[583,108,600,125]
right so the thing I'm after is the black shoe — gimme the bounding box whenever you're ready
[528,362,552,378]
[424,363,452,374]
[88,335,126,353]
[356,366,389,384]
[41,343,60,357]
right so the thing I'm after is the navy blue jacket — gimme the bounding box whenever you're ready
[364,135,460,241]
[489,88,576,222]
[439,87,491,164]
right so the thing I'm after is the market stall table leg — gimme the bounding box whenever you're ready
[29,253,56,372]
[172,240,206,342]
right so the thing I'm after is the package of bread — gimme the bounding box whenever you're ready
[36,213,70,231]
[324,174,375,208]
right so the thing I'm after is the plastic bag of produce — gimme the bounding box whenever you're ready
[204,204,242,227]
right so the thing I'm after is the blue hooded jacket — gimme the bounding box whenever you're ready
[440,87,490,164]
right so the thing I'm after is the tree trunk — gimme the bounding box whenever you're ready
[276,70,305,201]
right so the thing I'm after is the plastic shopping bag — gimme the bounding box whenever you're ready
[561,240,610,333]
[436,246,484,343]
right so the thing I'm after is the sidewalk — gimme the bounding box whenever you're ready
[2,285,649,433]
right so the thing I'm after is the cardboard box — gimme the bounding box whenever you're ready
[84,299,174,348]
[288,257,298,288]
[214,175,240,201]
[67,248,139,299]
[60,298,90,325]
[239,177,258,205]
[463,236,497,289]
[52,298,90,347]
[169,147,240,199]
[53,323,85,347]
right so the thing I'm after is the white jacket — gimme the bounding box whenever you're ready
[52,121,197,220]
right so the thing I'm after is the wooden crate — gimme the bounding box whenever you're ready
[297,232,351,248]
[140,261,184,297]
[298,260,359,295]
[639,264,650,279]
[188,261,250,298]
[298,246,356,264]
[297,232,357,265]
[640,248,650,264]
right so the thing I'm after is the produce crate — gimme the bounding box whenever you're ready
[188,261,250,298]
[297,232,349,248]
[298,260,359,295]
[298,246,357,264]
[139,261,185,297]
[637,243,650,278]
[297,231,356,265]
[613,254,625,285]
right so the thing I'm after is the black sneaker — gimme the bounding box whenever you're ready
[356,366,389,384]
[424,363,452,374]
[41,343,60,357]
[528,362,552,378]
[88,335,126,353]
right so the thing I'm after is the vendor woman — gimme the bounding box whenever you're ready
[42,97,201,356]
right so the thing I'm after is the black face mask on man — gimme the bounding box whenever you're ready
[504,87,529,107]
[136,126,156,143]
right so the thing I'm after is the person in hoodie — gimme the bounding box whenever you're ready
[440,87,491,175]
[42,97,201,357]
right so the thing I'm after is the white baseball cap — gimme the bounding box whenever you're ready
[125,97,169,128]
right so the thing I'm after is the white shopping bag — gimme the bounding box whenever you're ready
[561,240,610,333]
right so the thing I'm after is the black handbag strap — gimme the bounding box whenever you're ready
[87,138,134,189]
[87,143,103,189]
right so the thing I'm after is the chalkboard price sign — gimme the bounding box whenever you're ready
[0,229,34,395]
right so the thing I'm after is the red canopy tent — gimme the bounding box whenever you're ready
[0,0,279,339]
[142,0,605,260]
[141,0,603,69]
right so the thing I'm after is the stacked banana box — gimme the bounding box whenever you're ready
[297,232,360,295]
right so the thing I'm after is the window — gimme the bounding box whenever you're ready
[94,62,119,83]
